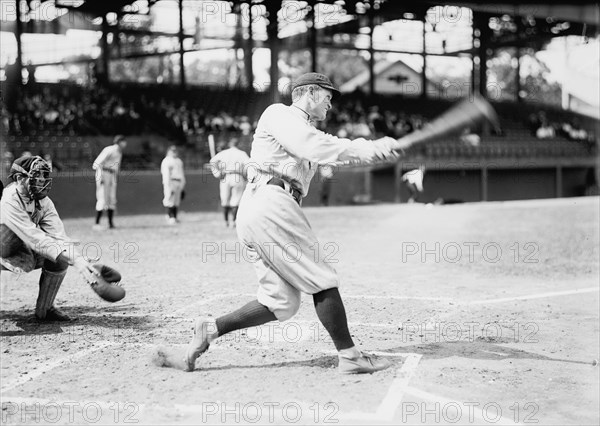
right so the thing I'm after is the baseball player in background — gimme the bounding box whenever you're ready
[92,135,127,229]
[185,73,399,374]
[402,165,425,203]
[160,146,186,225]
[209,138,250,227]
[1,156,105,321]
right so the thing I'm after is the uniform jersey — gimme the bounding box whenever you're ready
[92,144,122,211]
[249,104,391,196]
[161,155,186,186]
[93,144,123,178]
[211,147,250,208]
[0,183,67,262]
[210,146,250,184]
[402,169,424,192]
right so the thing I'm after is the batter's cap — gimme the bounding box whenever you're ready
[291,73,340,95]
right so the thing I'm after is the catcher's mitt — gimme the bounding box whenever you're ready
[89,263,126,302]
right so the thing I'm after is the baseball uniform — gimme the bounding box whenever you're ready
[237,103,396,320]
[210,145,250,226]
[210,146,250,208]
[184,73,395,375]
[93,143,122,212]
[161,152,186,210]
[1,157,71,321]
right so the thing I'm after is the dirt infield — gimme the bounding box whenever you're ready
[1,197,599,425]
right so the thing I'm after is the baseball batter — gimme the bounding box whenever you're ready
[92,135,127,229]
[209,138,250,227]
[1,156,104,321]
[185,73,399,374]
[160,146,186,225]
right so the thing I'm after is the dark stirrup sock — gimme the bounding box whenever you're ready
[107,209,114,226]
[313,288,355,351]
[223,206,231,223]
[95,210,103,224]
[215,300,277,337]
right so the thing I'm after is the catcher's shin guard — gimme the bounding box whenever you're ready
[35,269,69,321]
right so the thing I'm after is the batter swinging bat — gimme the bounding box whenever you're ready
[208,134,216,158]
[393,94,499,152]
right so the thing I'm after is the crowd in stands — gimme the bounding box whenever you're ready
[324,99,427,140]
[528,111,592,141]
[3,83,596,159]
[2,86,144,136]
[1,84,257,144]
[3,84,430,145]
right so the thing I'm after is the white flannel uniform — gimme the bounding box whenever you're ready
[402,169,424,192]
[1,184,67,272]
[210,147,250,207]
[92,144,122,211]
[236,103,396,320]
[161,155,186,208]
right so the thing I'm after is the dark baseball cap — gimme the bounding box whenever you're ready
[291,72,340,95]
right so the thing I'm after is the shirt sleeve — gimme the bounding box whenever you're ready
[1,198,65,261]
[262,106,349,164]
[209,152,223,178]
[263,106,396,165]
[92,147,108,171]
[180,160,186,186]
[160,158,170,185]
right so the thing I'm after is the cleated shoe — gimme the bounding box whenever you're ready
[338,353,392,375]
[184,318,213,372]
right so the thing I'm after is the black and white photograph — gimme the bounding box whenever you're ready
[1,0,599,424]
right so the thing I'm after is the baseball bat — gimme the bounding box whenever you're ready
[393,94,499,152]
[208,134,216,158]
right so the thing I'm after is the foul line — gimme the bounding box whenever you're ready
[0,342,116,394]
[468,287,599,305]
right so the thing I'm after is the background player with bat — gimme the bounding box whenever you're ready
[209,136,250,227]
[180,73,498,374]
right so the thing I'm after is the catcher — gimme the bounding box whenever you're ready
[0,156,125,322]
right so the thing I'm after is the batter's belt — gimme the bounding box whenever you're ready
[266,177,302,205]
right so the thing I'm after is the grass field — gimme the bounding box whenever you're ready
[1,197,599,425]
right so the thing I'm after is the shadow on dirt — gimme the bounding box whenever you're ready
[0,304,155,338]
[383,341,592,366]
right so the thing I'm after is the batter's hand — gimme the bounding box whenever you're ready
[371,137,401,162]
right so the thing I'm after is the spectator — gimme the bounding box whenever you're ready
[536,119,555,139]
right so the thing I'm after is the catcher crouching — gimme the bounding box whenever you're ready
[0,156,125,322]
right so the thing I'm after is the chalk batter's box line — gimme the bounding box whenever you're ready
[0,354,521,426]
[0,342,116,395]
[0,353,423,425]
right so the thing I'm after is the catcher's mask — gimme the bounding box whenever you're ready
[9,156,53,200]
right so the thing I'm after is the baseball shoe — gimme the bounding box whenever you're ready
[36,307,73,322]
[167,217,177,226]
[338,353,392,374]
[184,317,214,372]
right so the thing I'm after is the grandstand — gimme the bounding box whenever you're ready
[1,0,599,209]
